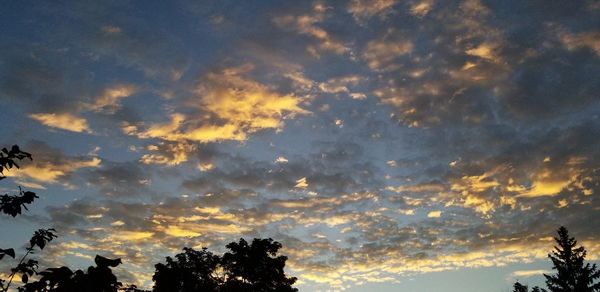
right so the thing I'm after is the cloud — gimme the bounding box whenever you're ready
[29,112,92,133]
[139,142,197,166]
[127,65,309,144]
[273,4,351,57]
[410,0,434,17]
[83,84,137,114]
[427,210,441,218]
[559,30,600,56]
[362,35,413,71]
[347,0,397,22]
[3,1,600,291]
[4,141,101,185]
[509,269,550,278]
[318,75,365,95]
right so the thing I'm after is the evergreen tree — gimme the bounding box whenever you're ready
[514,281,530,292]
[513,281,545,292]
[544,226,600,292]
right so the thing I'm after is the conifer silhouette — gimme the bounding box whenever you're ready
[544,226,600,292]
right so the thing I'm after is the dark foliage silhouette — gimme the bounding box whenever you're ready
[153,238,298,292]
[0,145,56,292]
[0,145,32,180]
[153,247,221,292]
[220,238,297,292]
[544,226,600,292]
[513,281,544,292]
[0,145,37,217]
[0,187,38,217]
[19,255,124,292]
[1,228,57,292]
[514,226,600,292]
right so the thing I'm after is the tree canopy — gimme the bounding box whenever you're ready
[544,226,600,292]
[153,238,298,292]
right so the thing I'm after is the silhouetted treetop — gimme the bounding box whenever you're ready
[513,281,545,292]
[544,226,600,292]
[153,238,297,292]
[153,247,221,292]
[221,238,297,292]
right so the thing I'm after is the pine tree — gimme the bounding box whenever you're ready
[544,226,600,292]
[514,281,530,292]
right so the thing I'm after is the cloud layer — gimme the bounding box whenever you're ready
[1,0,599,291]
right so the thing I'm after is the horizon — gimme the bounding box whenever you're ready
[1,0,599,291]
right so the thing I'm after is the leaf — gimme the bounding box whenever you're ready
[22,273,28,283]
[4,248,15,258]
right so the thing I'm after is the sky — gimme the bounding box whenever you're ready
[0,0,599,291]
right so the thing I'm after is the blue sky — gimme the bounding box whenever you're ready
[1,0,599,291]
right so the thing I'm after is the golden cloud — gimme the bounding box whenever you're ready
[84,84,137,113]
[410,0,434,17]
[560,30,600,56]
[6,157,101,183]
[29,112,92,133]
[128,66,309,146]
[273,5,350,57]
[347,0,397,21]
[362,37,413,71]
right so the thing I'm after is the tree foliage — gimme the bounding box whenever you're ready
[0,145,37,217]
[0,145,32,180]
[19,255,124,292]
[1,145,55,292]
[153,247,221,292]
[513,281,545,292]
[544,226,600,292]
[153,238,298,292]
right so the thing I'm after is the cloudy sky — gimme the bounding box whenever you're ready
[1,0,599,291]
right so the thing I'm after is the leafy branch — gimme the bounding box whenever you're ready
[1,228,57,292]
[0,145,32,181]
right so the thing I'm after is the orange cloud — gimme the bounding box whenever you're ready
[84,84,137,113]
[128,66,309,146]
[29,112,91,133]
[6,157,101,183]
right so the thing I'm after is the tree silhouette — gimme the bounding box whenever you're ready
[153,238,297,292]
[0,145,36,217]
[0,145,56,292]
[513,281,545,292]
[220,238,297,292]
[19,255,124,292]
[153,247,221,292]
[544,226,600,292]
[0,145,32,181]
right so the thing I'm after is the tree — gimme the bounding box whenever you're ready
[152,238,297,292]
[0,145,55,292]
[544,226,600,292]
[513,281,545,292]
[0,145,37,217]
[221,238,297,292]
[19,255,124,292]
[153,247,221,292]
